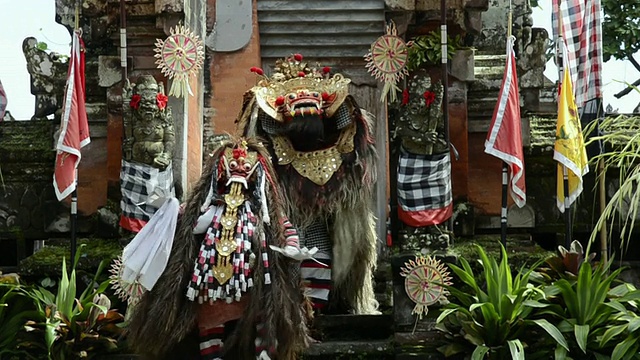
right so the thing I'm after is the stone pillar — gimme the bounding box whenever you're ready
[205,0,260,143]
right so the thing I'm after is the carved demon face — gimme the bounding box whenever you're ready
[276,87,342,123]
[221,144,259,189]
[251,54,349,124]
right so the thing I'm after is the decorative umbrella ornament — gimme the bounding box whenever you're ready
[400,255,452,320]
[154,24,205,98]
[364,21,409,103]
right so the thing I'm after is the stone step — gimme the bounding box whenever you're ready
[312,314,394,341]
[304,340,394,360]
[474,53,507,67]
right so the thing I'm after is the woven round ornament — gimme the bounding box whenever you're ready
[400,255,452,319]
[154,24,205,98]
[109,257,145,305]
[364,21,409,102]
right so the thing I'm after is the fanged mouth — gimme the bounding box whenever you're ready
[226,174,249,189]
[288,101,323,117]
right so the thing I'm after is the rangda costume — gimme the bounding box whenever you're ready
[126,137,310,360]
[236,54,379,314]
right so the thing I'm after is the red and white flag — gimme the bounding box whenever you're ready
[54,31,90,201]
[484,36,526,208]
[0,79,7,121]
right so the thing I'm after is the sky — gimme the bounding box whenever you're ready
[0,0,71,120]
[0,2,638,119]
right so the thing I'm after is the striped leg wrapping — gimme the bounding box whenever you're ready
[199,324,224,360]
[300,251,332,310]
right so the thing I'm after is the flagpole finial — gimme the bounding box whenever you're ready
[74,2,80,30]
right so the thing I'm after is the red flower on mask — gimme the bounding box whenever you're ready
[156,93,169,110]
[130,94,141,110]
[232,148,247,159]
[401,88,409,106]
[423,91,436,107]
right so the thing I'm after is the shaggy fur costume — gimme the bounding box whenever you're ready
[127,137,310,359]
[236,94,379,314]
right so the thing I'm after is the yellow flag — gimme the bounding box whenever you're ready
[553,65,589,213]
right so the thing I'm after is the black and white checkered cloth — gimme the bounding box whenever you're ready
[397,147,452,212]
[552,0,603,107]
[120,160,174,223]
[299,219,332,253]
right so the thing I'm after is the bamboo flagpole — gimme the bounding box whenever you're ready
[558,1,572,250]
[120,0,127,81]
[554,0,589,249]
[484,0,527,251]
[557,1,572,248]
[53,1,90,263]
[441,0,454,240]
[501,6,513,249]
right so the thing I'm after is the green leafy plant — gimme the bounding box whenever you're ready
[406,31,463,71]
[435,245,564,359]
[536,240,596,282]
[0,280,45,359]
[540,261,640,359]
[0,246,124,359]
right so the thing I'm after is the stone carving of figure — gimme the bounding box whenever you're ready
[22,37,68,120]
[392,72,453,244]
[393,72,446,156]
[119,75,175,234]
[122,75,175,170]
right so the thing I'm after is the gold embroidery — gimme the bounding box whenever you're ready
[271,123,357,185]
[213,182,244,284]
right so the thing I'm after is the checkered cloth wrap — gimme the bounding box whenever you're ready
[260,102,352,135]
[397,148,452,215]
[120,160,174,227]
[299,219,332,253]
[552,0,603,107]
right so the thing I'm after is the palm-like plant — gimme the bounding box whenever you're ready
[541,261,640,359]
[436,245,566,359]
[584,114,640,253]
[0,246,124,359]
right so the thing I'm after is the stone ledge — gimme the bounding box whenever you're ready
[304,340,393,359]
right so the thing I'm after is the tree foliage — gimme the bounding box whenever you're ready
[602,0,640,62]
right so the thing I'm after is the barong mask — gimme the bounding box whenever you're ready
[251,53,351,123]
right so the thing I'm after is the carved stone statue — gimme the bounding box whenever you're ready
[22,37,68,120]
[393,72,446,155]
[392,71,452,240]
[122,75,175,170]
[119,75,175,233]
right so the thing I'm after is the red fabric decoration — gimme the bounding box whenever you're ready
[402,88,409,106]
[298,71,306,77]
[293,53,303,61]
[423,91,436,107]
[322,66,331,74]
[275,95,285,106]
[156,93,169,110]
[130,94,141,110]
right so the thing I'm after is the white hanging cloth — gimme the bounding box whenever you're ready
[121,197,180,291]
